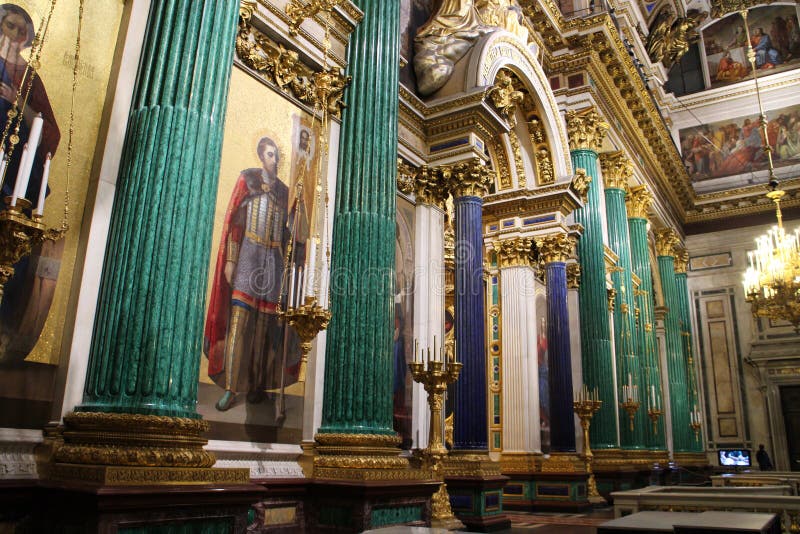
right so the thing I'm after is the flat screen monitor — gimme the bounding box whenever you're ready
[718,449,751,467]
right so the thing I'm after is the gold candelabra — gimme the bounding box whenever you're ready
[690,421,701,441]
[620,398,640,432]
[647,408,663,435]
[409,342,463,529]
[574,385,605,504]
[282,296,331,382]
[0,198,66,302]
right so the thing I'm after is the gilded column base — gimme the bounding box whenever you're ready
[48,412,250,486]
[49,464,249,486]
[500,452,541,474]
[673,452,708,467]
[312,433,431,481]
[540,452,586,474]
[593,448,660,472]
[55,412,216,468]
[442,450,503,477]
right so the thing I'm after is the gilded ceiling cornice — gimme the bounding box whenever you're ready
[709,0,780,19]
[685,188,800,224]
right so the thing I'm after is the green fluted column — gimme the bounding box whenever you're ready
[566,109,617,450]
[675,253,704,452]
[626,187,666,450]
[599,153,645,450]
[79,1,239,418]
[318,0,400,436]
[655,230,692,453]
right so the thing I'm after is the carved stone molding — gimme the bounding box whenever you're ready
[497,237,534,269]
[565,107,609,152]
[599,151,632,191]
[626,185,653,220]
[655,228,679,257]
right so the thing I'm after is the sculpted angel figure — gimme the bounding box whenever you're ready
[646,8,708,68]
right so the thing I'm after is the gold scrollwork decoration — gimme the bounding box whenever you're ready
[286,0,346,35]
[235,11,349,118]
[571,168,591,203]
[487,69,524,125]
[397,158,416,196]
[567,263,581,289]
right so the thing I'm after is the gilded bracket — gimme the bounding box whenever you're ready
[286,0,346,35]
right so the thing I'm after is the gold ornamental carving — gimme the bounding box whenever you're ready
[236,9,349,118]
[440,158,495,199]
[655,228,679,257]
[540,453,585,473]
[492,140,513,190]
[49,464,249,486]
[55,412,216,469]
[626,185,653,220]
[535,233,576,264]
[565,107,609,152]
[414,164,448,207]
[710,0,774,18]
[508,130,527,187]
[571,169,591,203]
[607,287,617,312]
[442,452,503,477]
[397,158,417,195]
[527,113,555,186]
[599,151,633,191]
[567,263,581,289]
[674,249,689,274]
[496,237,534,268]
[645,8,709,68]
[286,0,346,35]
[488,69,524,125]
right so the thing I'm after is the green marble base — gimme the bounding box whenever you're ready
[445,475,511,532]
[502,473,590,512]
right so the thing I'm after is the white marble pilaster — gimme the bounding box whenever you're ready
[501,265,540,453]
[569,283,584,452]
[411,202,445,450]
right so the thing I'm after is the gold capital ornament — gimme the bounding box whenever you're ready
[565,107,609,152]
[496,237,534,269]
[674,249,689,274]
[535,233,576,264]
[626,185,653,220]
[599,151,633,191]
[414,165,448,208]
[655,228,679,257]
[567,263,582,289]
[443,158,495,199]
[571,168,591,203]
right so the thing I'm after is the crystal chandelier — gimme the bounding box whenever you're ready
[739,9,800,329]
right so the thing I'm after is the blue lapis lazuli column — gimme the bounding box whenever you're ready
[453,195,488,450]
[546,261,576,452]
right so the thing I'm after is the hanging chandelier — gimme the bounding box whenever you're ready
[739,9,800,329]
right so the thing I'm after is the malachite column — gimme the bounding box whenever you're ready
[536,233,578,453]
[449,160,493,450]
[317,0,400,440]
[626,186,666,450]
[79,1,239,418]
[656,230,692,453]
[599,153,645,450]
[674,251,704,452]
[566,108,617,450]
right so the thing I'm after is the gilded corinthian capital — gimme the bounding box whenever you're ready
[567,263,581,289]
[571,168,591,203]
[445,158,495,199]
[535,233,576,264]
[626,185,653,220]
[655,228,679,257]
[674,249,689,274]
[414,165,448,207]
[565,107,609,152]
[496,237,533,268]
[599,151,632,191]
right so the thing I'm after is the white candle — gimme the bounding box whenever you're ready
[296,266,303,307]
[34,153,51,216]
[288,265,296,307]
[305,238,317,298]
[17,114,44,198]
[651,385,656,406]
[10,143,29,205]
[0,150,7,188]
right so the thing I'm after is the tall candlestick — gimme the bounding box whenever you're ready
[35,153,51,216]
